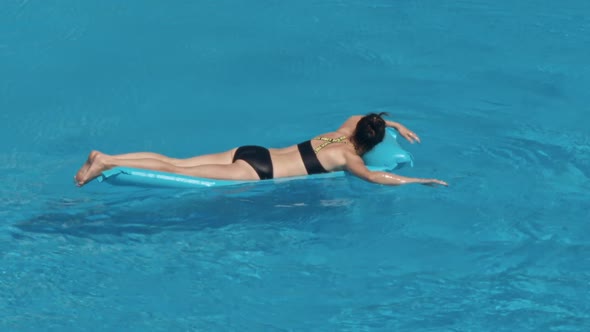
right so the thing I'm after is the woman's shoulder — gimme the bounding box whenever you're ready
[337,115,362,131]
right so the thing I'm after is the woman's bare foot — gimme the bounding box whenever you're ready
[75,150,100,185]
[75,152,111,186]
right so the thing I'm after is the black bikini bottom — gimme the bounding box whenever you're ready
[232,145,274,180]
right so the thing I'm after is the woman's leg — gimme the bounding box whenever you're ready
[75,149,237,183]
[75,152,257,186]
[166,149,236,167]
[110,152,175,162]
[110,150,236,167]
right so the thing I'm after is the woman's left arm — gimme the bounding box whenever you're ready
[385,120,421,144]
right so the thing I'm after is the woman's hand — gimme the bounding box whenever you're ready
[385,120,421,143]
[420,178,448,187]
[396,125,421,144]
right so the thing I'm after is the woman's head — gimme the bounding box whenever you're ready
[352,112,388,155]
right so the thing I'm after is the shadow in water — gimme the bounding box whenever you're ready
[14,177,381,240]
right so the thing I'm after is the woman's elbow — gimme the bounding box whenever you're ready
[365,172,383,184]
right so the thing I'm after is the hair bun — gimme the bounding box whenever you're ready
[370,114,386,130]
[353,112,388,155]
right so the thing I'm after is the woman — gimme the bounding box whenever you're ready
[74,113,448,187]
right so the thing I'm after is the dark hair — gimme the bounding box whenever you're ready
[352,112,389,155]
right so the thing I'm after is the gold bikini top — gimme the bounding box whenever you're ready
[312,136,348,153]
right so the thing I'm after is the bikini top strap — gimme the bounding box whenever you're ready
[312,135,348,153]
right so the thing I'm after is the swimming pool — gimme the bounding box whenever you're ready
[1,0,589,330]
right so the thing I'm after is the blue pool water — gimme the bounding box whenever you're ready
[1,1,589,331]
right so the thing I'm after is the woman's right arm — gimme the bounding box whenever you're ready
[344,152,448,186]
